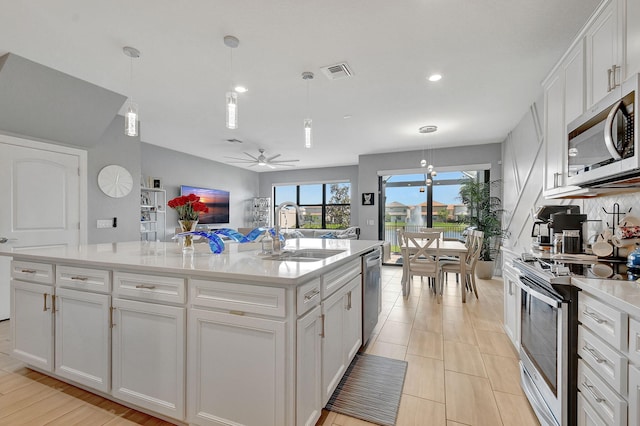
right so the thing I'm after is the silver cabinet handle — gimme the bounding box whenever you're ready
[52,295,57,313]
[70,276,88,281]
[43,293,49,311]
[508,280,513,296]
[135,284,156,289]
[583,345,606,364]
[347,291,352,310]
[110,306,116,328]
[304,288,320,302]
[607,68,613,92]
[583,382,605,403]
[612,64,620,88]
[583,309,607,324]
[21,269,37,274]
[319,314,325,338]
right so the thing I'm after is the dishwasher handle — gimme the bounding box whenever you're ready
[365,252,381,267]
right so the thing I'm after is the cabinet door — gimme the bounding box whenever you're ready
[626,0,640,78]
[543,71,565,192]
[188,308,286,426]
[343,277,362,364]
[10,280,54,371]
[564,40,585,125]
[321,285,347,406]
[577,392,607,426]
[54,288,110,392]
[112,298,185,420]
[586,0,621,107]
[297,305,322,426]
[631,365,640,426]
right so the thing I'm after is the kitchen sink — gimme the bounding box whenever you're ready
[262,249,346,262]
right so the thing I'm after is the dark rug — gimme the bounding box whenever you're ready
[325,353,408,426]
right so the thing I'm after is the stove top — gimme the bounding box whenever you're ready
[515,253,632,281]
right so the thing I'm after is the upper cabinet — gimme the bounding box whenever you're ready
[585,0,622,108]
[625,0,640,78]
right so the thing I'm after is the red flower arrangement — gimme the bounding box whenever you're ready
[167,194,209,221]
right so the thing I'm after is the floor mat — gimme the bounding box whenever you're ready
[325,352,408,426]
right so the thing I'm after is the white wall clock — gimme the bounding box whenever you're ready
[98,165,133,198]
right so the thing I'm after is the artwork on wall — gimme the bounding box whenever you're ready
[148,177,162,188]
[362,192,374,206]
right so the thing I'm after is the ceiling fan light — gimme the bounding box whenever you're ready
[420,159,426,167]
[125,101,138,137]
[226,91,238,129]
[234,85,248,93]
[304,118,312,149]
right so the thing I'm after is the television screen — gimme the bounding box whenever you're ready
[180,185,230,224]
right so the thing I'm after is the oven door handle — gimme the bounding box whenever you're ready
[604,100,626,160]
[520,280,562,308]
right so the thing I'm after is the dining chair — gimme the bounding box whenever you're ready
[402,231,442,302]
[440,230,483,299]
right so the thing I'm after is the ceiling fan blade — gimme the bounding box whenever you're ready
[267,164,276,169]
[243,152,259,161]
[271,159,300,163]
[225,156,255,162]
[266,154,281,162]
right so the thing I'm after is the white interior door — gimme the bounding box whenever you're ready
[0,135,86,320]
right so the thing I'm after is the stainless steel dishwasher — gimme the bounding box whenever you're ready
[362,247,381,346]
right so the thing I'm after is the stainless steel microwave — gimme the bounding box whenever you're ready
[567,74,638,187]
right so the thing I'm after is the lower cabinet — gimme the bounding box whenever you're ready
[10,280,54,371]
[296,305,322,426]
[111,298,186,420]
[321,275,362,406]
[54,287,110,392]
[630,365,640,426]
[577,392,607,426]
[188,308,286,426]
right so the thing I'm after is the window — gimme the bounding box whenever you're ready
[273,182,351,229]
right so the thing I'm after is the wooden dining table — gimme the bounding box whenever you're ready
[400,239,469,302]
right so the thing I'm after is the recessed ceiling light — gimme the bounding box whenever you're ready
[234,86,248,93]
[343,114,352,119]
[428,74,442,82]
[419,125,438,134]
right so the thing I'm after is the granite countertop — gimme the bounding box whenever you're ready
[0,239,382,285]
[571,276,640,318]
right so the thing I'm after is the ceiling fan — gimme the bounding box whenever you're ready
[224,149,299,169]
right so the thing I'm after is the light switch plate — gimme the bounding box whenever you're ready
[97,219,112,229]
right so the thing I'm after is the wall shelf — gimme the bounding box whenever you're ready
[140,188,166,241]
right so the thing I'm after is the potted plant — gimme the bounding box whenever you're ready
[458,178,507,279]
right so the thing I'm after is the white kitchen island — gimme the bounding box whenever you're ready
[0,238,381,426]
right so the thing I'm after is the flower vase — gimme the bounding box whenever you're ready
[178,220,198,253]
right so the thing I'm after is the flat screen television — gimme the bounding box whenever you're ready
[180,185,230,224]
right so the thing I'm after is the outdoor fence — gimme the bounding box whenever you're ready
[384,222,468,254]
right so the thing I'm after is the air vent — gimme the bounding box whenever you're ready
[320,62,353,80]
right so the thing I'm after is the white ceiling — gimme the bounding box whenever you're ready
[0,0,601,171]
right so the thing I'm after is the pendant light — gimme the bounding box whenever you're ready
[123,46,141,137]
[302,71,314,148]
[224,35,240,129]
[418,125,438,184]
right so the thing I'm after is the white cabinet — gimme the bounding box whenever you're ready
[585,0,622,108]
[140,187,166,241]
[502,262,520,349]
[630,365,640,426]
[577,392,607,426]
[321,274,362,405]
[112,298,185,420]
[543,41,585,197]
[54,287,110,392]
[10,280,54,371]
[188,308,286,426]
[625,0,640,78]
[296,305,322,426]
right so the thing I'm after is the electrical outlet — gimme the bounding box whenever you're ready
[97,219,112,229]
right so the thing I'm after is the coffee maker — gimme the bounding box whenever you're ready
[531,205,581,251]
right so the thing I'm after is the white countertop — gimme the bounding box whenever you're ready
[571,276,640,318]
[0,239,382,285]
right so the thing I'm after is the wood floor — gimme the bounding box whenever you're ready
[0,266,540,426]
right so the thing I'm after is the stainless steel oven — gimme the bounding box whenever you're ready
[515,259,579,426]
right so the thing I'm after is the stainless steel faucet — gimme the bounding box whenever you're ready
[273,201,304,254]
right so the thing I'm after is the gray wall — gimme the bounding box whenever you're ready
[357,144,503,240]
[258,165,360,226]
[142,143,259,238]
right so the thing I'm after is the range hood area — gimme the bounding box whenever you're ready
[0,53,126,146]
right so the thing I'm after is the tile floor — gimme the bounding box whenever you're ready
[0,266,540,425]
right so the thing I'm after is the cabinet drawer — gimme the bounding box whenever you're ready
[297,278,320,316]
[114,272,185,304]
[578,325,628,394]
[56,265,111,293]
[629,318,640,365]
[11,260,53,284]
[579,293,628,351]
[322,259,360,299]
[578,360,627,426]
[190,279,286,318]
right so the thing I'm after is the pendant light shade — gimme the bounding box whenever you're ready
[302,71,314,148]
[123,46,140,137]
[226,91,238,129]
